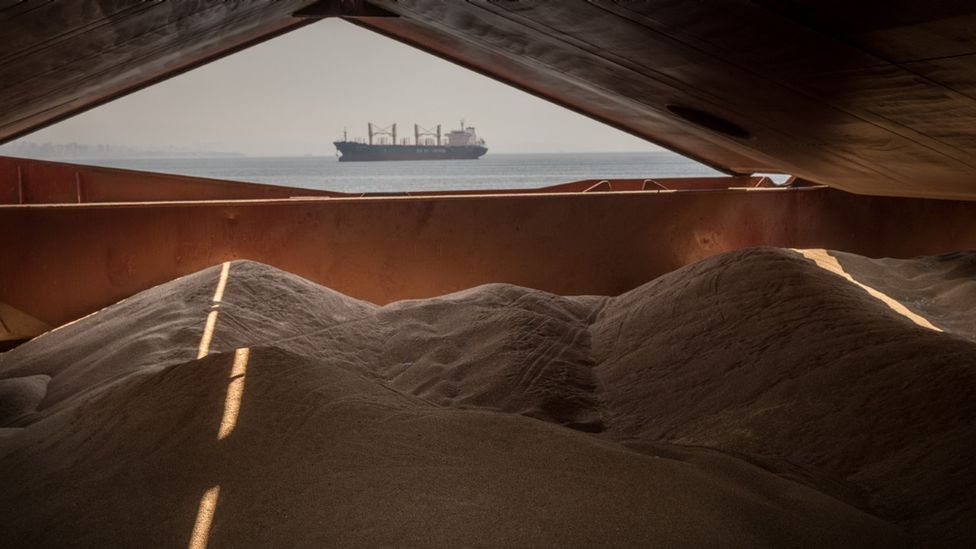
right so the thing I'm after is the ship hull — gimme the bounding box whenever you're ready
[334,141,487,162]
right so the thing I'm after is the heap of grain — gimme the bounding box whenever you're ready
[2,248,974,548]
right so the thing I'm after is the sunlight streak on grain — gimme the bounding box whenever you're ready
[188,485,220,549]
[794,249,941,332]
[187,264,235,548]
[196,262,231,359]
[211,262,230,303]
[196,310,219,359]
[218,348,249,440]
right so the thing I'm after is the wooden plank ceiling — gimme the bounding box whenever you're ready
[2,0,975,199]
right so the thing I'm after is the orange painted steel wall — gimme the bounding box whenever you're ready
[0,155,782,204]
[0,156,342,204]
[5,187,976,329]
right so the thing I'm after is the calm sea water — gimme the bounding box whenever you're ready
[83,151,727,193]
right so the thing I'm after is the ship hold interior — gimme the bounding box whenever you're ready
[2,2,976,548]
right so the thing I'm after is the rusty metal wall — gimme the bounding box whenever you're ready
[0,156,342,204]
[4,186,976,329]
[0,156,782,204]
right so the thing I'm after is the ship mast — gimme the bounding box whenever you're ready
[414,124,442,146]
[367,122,396,145]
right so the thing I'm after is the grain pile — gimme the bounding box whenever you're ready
[2,247,974,547]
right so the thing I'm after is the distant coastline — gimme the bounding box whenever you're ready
[0,141,245,160]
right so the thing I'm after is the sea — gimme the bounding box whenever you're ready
[80,151,739,194]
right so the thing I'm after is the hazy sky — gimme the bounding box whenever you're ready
[12,19,659,156]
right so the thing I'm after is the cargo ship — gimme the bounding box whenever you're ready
[334,121,487,161]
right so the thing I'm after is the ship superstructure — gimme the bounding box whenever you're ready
[334,121,487,161]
